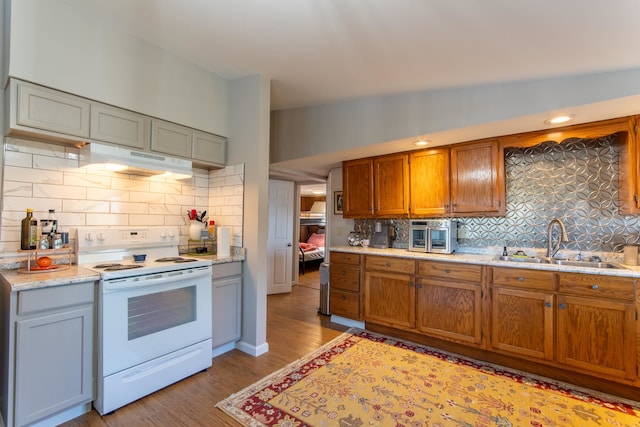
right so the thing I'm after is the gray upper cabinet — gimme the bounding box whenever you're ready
[193,130,226,166]
[150,119,193,158]
[11,79,90,139]
[90,103,148,149]
[7,79,227,168]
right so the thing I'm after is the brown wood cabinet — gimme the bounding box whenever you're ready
[363,256,415,328]
[343,154,409,218]
[329,252,362,320]
[490,267,555,360]
[408,139,504,217]
[415,261,484,346]
[409,148,450,217]
[556,273,636,380]
[450,140,503,215]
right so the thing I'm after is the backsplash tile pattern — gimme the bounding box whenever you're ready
[356,134,639,255]
[1,138,244,253]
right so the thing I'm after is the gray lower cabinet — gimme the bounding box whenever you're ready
[1,282,94,427]
[212,262,242,348]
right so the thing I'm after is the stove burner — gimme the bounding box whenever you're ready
[102,265,144,271]
[94,263,123,268]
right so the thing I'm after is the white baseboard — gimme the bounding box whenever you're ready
[235,340,270,357]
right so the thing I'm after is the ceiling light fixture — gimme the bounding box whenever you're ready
[413,139,430,147]
[545,115,573,125]
[311,189,325,195]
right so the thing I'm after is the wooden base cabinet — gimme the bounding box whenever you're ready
[416,261,483,346]
[363,256,415,328]
[490,267,555,361]
[556,273,636,380]
[329,252,362,320]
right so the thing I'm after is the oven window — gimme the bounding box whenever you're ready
[128,286,197,340]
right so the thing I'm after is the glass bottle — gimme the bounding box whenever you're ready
[20,209,38,250]
[46,209,58,236]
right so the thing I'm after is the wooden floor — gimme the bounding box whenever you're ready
[63,267,348,426]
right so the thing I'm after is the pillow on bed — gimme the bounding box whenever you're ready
[300,242,318,252]
[307,233,325,248]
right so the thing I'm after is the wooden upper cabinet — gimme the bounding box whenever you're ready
[409,148,451,216]
[343,154,409,218]
[343,158,374,217]
[451,139,504,216]
[373,153,409,217]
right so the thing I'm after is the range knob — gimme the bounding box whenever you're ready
[97,232,106,241]
[159,230,167,238]
[85,233,94,242]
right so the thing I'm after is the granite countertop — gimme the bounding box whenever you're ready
[0,266,101,292]
[330,246,640,278]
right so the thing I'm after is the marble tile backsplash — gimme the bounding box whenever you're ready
[1,138,244,253]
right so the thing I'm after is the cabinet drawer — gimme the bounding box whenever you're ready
[418,261,482,282]
[491,267,555,290]
[330,290,360,319]
[330,252,361,265]
[365,255,415,274]
[559,273,635,301]
[18,282,95,316]
[329,265,360,292]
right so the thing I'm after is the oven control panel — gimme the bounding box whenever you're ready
[77,227,178,250]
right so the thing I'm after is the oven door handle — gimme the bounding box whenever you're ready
[102,266,212,292]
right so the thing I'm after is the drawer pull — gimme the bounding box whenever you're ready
[444,269,451,274]
[341,271,346,276]
[545,302,552,308]
[518,277,524,282]
[385,262,391,267]
[591,284,599,290]
[341,296,346,301]
[558,303,567,309]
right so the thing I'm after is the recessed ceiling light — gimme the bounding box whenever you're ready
[311,189,325,195]
[545,115,572,125]
[413,139,430,147]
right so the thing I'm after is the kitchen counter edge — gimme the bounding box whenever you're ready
[0,254,246,292]
[329,246,640,278]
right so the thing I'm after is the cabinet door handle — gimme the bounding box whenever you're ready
[558,303,567,309]
[591,284,599,290]
[518,277,524,282]
[545,302,552,308]
[409,282,414,287]
[385,262,391,267]
[444,269,451,274]
[417,283,422,288]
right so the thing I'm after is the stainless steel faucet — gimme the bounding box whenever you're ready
[546,219,568,258]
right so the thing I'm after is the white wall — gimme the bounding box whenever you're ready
[8,0,228,136]
[326,167,352,250]
[270,68,640,164]
[228,74,271,356]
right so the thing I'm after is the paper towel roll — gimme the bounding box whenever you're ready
[217,226,230,257]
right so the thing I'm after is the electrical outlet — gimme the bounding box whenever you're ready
[336,227,343,236]
[458,226,468,239]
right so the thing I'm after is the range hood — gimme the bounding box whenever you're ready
[79,143,193,179]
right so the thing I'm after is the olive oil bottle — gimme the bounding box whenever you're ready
[20,208,38,250]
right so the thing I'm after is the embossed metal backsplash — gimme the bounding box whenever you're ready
[355,134,639,253]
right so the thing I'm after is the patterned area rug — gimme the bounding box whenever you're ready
[216,328,640,426]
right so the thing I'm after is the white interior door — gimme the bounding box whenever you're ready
[267,180,294,294]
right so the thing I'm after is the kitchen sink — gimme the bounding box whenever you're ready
[495,255,549,264]
[495,256,628,269]
[549,259,628,269]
